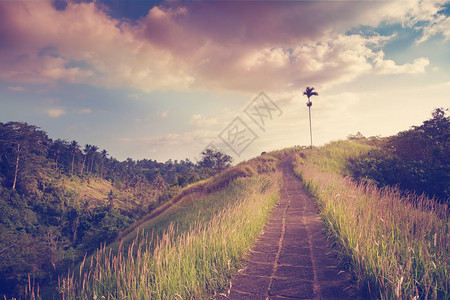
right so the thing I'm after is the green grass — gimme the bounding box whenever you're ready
[293,141,449,299]
[114,154,279,244]
[301,140,373,175]
[58,172,280,299]
[54,175,145,212]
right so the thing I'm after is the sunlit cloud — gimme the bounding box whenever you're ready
[158,111,169,118]
[46,107,67,118]
[374,55,430,75]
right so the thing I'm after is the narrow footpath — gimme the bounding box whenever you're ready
[220,159,360,299]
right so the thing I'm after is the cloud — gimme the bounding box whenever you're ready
[0,0,447,93]
[46,107,66,118]
[7,86,25,92]
[128,93,141,100]
[417,14,450,44]
[45,106,90,117]
[189,114,218,127]
[112,129,218,160]
[76,108,92,114]
[374,53,429,75]
[140,129,215,147]
[117,137,132,143]
[157,111,168,118]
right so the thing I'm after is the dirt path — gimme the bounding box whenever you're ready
[220,159,359,299]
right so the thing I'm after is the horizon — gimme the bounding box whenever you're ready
[1,0,449,163]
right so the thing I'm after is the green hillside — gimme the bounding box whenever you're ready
[0,122,226,298]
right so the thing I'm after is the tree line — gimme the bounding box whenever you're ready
[0,122,206,193]
[347,108,449,202]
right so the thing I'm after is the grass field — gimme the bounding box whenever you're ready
[58,158,281,299]
[292,141,449,299]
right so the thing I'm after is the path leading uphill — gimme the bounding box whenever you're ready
[220,159,359,299]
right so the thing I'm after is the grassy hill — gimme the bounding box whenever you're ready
[56,175,156,213]
[59,176,118,203]
[59,153,282,299]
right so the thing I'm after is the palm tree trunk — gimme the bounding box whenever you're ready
[308,105,313,148]
[71,152,75,177]
[12,144,21,190]
[55,151,59,172]
[81,155,87,176]
[90,157,94,174]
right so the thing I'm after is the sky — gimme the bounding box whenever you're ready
[0,0,449,163]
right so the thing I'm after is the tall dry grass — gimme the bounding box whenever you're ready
[293,141,449,299]
[58,174,280,299]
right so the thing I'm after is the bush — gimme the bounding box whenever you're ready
[347,109,449,202]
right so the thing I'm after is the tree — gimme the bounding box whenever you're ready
[348,108,450,201]
[80,144,99,176]
[100,149,108,178]
[387,107,449,165]
[81,144,89,176]
[88,145,99,174]
[0,122,48,191]
[49,139,66,172]
[107,189,115,211]
[303,86,318,148]
[198,148,233,176]
[70,141,79,177]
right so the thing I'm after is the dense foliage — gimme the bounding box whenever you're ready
[0,122,226,298]
[347,108,449,202]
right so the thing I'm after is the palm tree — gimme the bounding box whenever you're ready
[303,86,318,148]
[70,140,79,177]
[88,145,99,175]
[81,144,90,176]
[100,149,108,178]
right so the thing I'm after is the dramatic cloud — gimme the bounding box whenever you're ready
[0,0,448,94]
